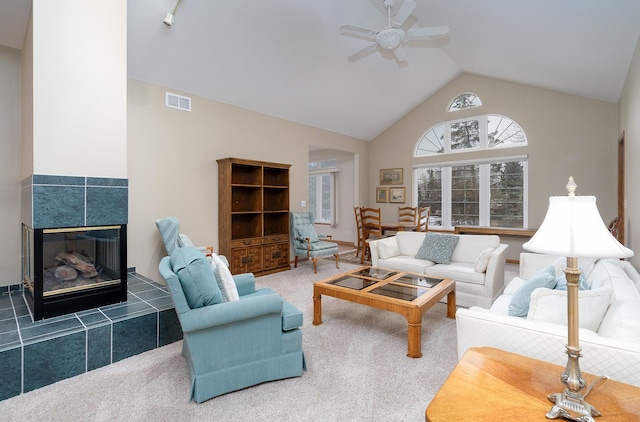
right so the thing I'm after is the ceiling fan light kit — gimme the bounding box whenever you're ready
[339,0,449,63]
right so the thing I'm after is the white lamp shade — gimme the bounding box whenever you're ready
[523,195,633,259]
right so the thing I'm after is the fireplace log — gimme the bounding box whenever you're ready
[55,251,98,277]
[54,265,78,281]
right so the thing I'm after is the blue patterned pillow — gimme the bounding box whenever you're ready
[296,224,319,243]
[415,233,459,264]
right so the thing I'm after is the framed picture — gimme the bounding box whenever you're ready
[389,187,406,203]
[376,187,388,203]
[380,168,403,185]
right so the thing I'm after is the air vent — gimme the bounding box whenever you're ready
[165,92,191,111]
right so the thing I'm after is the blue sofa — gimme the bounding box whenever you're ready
[159,250,305,402]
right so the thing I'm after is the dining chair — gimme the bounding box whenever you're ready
[354,206,363,258]
[359,207,383,264]
[398,206,417,223]
[416,207,430,232]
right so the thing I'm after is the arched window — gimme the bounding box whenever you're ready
[414,110,528,229]
[448,93,482,111]
[415,114,527,157]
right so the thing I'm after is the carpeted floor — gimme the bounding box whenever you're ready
[0,261,461,421]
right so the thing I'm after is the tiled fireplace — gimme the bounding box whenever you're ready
[21,175,129,320]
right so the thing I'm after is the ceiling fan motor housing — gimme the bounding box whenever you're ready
[377,27,404,49]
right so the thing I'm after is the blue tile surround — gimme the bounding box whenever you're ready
[0,273,181,401]
[21,174,128,229]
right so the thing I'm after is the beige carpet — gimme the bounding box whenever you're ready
[0,260,459,421]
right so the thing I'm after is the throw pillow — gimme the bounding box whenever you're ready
[170,246,222,309]
[177,233,195,247]
[553,256,597,282]
[554,272,589,291]
[473,247,495,273]
[211,253,239,302]
[508,266,556,317]
[377,237,400,259]
[415,233,459,264]
[527,286,613,332]
[295,224,319,243]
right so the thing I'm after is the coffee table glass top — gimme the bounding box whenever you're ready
[326,267,444,301]
[329,276,376,290]
[393,274,444,288]
[369,283,429,301]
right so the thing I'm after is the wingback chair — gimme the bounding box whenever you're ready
[155,216,214,258]
[158,246,305,402]
[290,212,339,273]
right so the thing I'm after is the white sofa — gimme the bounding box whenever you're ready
[369,231,508,308]
[457,253,640,387]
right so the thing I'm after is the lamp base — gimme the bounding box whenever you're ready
[546,376,608,422]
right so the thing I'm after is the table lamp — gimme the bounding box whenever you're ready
[522,177,633,421]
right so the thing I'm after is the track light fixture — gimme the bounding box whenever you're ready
[163,0,182,27]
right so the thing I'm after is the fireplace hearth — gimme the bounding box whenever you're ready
[22,224,128,320]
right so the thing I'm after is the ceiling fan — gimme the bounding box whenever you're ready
[339,0,449,63]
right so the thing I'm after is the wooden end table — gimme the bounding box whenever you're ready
[313,266,455,358]
[426,347,640,421]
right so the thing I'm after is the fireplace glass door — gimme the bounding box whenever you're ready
[22,224,127,320]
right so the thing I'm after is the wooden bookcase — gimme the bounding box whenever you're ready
[217,157,291,276]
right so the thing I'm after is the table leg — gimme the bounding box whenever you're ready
[407,311,422,358]
[446,290,456,319]
[313,291,323,325]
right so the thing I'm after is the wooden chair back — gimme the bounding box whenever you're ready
[354,206,363,257]
[416,207,430,232]
[360,207,383,239]
[398,206,417,223]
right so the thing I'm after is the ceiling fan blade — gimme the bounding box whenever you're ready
[392,0,416,27]
[406,26,449,39]
[393,44,408,62]
[339,25,377,41]
[347,43,378,62]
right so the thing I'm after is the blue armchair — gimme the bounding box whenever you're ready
[290,212,339,274]
[159,247,305,402]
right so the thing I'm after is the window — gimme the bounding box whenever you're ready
[415,159,527,229]
[308,160,338,225]
[415,114,527,157]
[448,93,482,111]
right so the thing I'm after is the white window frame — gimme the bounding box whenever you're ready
[413,156,528,230]
[309,168,340,226]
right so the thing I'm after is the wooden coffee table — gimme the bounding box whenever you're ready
[313,266,455,358]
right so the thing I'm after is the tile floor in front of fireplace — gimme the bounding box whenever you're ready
[0,273,182,401]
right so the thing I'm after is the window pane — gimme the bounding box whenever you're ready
[308,175,317,219]
[490,161,524,227]
[451,165,479,226]
[415,124,445,156]
[448,93,482,111]
[488,115,527,148]
[321,174,331,221]
[451,120,480,150]
[416,168,442,227]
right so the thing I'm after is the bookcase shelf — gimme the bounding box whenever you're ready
[218,158,291,276]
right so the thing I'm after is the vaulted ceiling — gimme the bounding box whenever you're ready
[2,0,640,140]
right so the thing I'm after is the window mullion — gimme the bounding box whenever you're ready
[442,167,452,229]
[479,164,490,226]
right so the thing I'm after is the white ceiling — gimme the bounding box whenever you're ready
[2,0,640,141]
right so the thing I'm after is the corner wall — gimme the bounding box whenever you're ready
[370,73,619,261]
[127,79,369,282]
[0,46,22,286]
[619,34,640,268]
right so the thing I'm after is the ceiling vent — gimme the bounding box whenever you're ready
[165,92,191,111]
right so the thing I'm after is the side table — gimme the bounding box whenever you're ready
[426,347,640,421]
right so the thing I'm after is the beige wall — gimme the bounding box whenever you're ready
[370,73,620,261]
[127,79,369,282]
[619,35,640,269]
[0,46,22,286]
[31,0,127,177]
